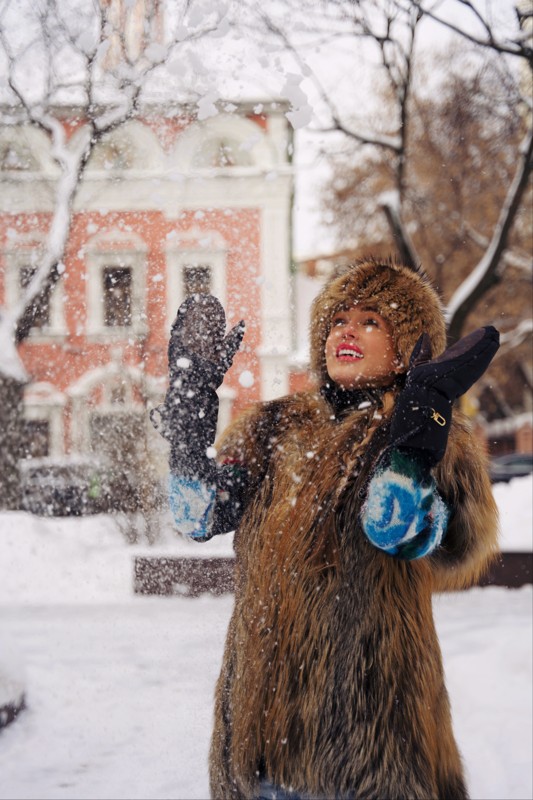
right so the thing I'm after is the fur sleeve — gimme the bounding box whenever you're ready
[428,411,500,591]
[168,401,280,541]
[216,399,283,493]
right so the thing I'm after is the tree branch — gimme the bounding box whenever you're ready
[2,0,227,346]
[462,222,533,275]
[14,122,93,342]
[379,191,419,268]
[417,0,533,60]
[499,319,533,350]
[446,127,533,339]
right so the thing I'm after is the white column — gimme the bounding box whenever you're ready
[259,181,292,400]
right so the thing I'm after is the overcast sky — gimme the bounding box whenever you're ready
[0,0,520,260]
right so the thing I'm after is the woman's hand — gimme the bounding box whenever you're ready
[168,294,245,392]
[389,326,500,466]
[150,294,245,475]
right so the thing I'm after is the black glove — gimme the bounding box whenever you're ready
[150,294,245,480]
[389,326,500,466]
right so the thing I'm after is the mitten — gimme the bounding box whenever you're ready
[361,448,449,560]
[389,326,499,466]
[150,294,245,481]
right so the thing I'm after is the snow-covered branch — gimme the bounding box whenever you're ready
[499,319,533,350]
[379,191,419,269]
[257,10,402,149]
[417,0,533,61]
[0,315,28,382]
[0,0,224,348]
[463,223,533,275]
[446,127,533,340]
[13,123,93,342]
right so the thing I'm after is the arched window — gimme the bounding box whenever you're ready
[192,136,253,168]
[22,382,65,459]
[170,114,278,172]
[82,121,163,173]
[90,139,133,171]
[0,144,34,171]
[68,356,167,483]
[0,126,56,175]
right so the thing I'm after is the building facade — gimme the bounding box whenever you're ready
[0,104,293,489]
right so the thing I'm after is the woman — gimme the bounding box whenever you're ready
[153,257,500,800]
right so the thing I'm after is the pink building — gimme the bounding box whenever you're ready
[0,103,293,498]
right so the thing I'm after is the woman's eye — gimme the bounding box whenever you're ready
[333,317,346,326]
[363,318,378,327]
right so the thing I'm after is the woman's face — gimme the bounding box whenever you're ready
[324,306,402,389]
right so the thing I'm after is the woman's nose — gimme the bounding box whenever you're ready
[342,325,357,339]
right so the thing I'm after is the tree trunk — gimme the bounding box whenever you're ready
[0,376,25,509]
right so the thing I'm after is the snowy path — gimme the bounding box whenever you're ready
[0,596,230,800]
[0,588,531,800]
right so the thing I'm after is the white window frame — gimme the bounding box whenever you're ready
[165,233,227,331]
[68,358,165,471]
[23,382,65,459]
[85,234,148,340]
[3,245,66,339]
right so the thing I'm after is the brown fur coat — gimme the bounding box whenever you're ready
[209,260,499,799]
[209,393,498,800]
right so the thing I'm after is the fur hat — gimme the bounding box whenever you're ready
[310,257,447,385]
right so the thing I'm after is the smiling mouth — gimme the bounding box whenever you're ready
[336,346,363,360]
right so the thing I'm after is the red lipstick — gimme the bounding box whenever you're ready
[336,343,363,360]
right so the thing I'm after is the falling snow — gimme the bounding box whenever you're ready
[238,370,254,388]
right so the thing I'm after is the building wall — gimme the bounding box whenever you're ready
[0,108,293,478]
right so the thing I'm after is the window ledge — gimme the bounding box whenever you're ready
[86,326,148,343]
[25,329,68,343]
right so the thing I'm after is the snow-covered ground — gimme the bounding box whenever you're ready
[0,475,531,800]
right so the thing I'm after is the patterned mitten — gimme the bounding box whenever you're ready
[361,449,449,560]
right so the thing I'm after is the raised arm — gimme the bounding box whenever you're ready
[361,327,500,564]
[150,294,246,541]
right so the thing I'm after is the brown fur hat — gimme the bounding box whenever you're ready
[310,257,447,385]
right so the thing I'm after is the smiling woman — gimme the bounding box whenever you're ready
[324,306,402,389]
[157,258,500,800]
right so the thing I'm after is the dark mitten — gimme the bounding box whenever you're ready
[150,294,245,481]
[389,326,500,466]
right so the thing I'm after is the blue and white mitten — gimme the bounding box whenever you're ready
[361,449,449,560]
[169,475,216,541]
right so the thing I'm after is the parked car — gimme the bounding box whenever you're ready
[20,457,116,516]
[489,453,533,484]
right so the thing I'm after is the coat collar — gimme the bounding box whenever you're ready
[320,382,387,417]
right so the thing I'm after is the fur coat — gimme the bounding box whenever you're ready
[208,260,499,800]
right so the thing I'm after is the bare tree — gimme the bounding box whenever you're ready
[0,0,225,508]
[321,47,532,417]
[244,0,532,341]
